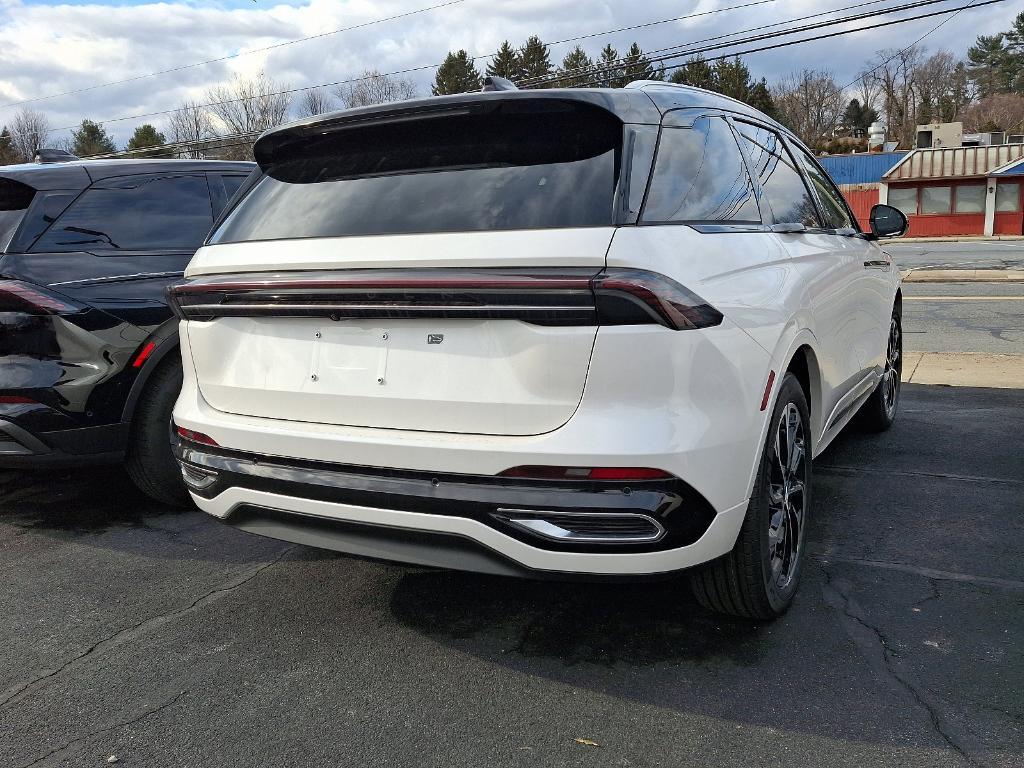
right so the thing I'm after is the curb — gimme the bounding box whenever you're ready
[891,236,1024,244]
[901,269,1024,283]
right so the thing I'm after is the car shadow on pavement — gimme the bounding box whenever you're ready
[0,466,191,533]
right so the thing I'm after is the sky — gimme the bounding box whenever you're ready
[0,0,1022,147]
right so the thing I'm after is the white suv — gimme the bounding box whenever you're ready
[169,82,906,619]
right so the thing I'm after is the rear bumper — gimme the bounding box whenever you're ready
[177,442,747,576]
[0,418,126,467]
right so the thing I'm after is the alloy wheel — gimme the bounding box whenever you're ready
[882,317,901,417]
[766,402,807,591]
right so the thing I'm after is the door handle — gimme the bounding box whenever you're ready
[863,260,891,270]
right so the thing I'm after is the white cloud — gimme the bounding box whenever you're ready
[0,0,1020,147]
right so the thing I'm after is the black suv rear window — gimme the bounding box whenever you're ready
[210,102,622,243]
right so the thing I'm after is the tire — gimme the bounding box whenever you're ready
[125,356,191,507]
[690,372,811,620]
[856,309,902,432]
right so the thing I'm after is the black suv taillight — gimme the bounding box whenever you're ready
[0,280,82,315]
[168,268,722,331]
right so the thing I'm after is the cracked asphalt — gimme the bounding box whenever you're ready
[1,383,1021,767]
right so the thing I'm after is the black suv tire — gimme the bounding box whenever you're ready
[125,358,191,507]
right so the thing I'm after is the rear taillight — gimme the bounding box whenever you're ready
[168,268,722,331]
[175,425,220,447]
[497,466,674,481]
[0,280,81,315]
[592,269,723,330]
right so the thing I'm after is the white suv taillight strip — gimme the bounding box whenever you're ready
[168,268,722,330]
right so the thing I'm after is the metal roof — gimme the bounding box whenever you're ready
[883,144,1024,181]
[818,152,906,185]
[254,82,797,168]
[993,156,1024,176]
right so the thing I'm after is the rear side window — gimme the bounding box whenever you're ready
[736,124,821,228]
[32,174,213,252]
[211,102,622,243]
[641,117,759,224]
[0,178,35,252]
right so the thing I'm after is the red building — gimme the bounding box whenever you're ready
[881,145,1024,237]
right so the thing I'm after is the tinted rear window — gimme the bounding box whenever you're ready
[210,103,622,243]
[0,178,35,252]
[32,174,213,252]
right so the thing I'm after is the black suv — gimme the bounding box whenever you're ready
[0,158,253,503]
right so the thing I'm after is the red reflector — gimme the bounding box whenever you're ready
[588,467,673,480]
[132,341,157,368]
[760,370,776,412]
[498,466,673,481]
[175,426,219,447]
[0,395,35,404]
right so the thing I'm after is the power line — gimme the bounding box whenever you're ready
[5,0,779,139]
[652,0,1006,76]
[519,0,899,87]
[841,0,980,88]
[0,0,468,110]
[519,0,979,88]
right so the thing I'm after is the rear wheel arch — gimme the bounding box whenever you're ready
[783,344,822,445]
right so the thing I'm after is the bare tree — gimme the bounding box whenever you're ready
[335,70,418,108]
[855,73,881,117]
[206,72,292,159]
[772,70,844,148]
[961,93,1024,133]
[10,108,51,162]
[295,87,334,118]
[863,46,925,147]
[167,100,215,159]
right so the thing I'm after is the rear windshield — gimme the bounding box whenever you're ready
[210,102,622,243]
[0,178,35,252]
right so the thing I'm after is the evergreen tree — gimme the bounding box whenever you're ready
[432,50,481,95]
[71,119,116,157]
[713,57,752,101]
[619,43,663,85]
[519,36,553,87]
[596,44,622,88]
[669,55,716,91]
[558,45,594,88]
[967,34,1013,97]
[747,77,775,118]
[125,124,167,157]
[487,41,522,82]
[0,127,16,165]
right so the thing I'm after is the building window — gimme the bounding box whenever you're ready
[996,182,1020,212]
[920,185,952,214]
[888,186,917,216]
[954,184,986,213]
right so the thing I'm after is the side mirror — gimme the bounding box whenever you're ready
[868,204,908,240]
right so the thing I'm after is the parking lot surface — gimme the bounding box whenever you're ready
[1,383,1021,767]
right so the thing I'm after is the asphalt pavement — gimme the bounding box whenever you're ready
[902,282,1024,354]
[1,382,1022,768]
